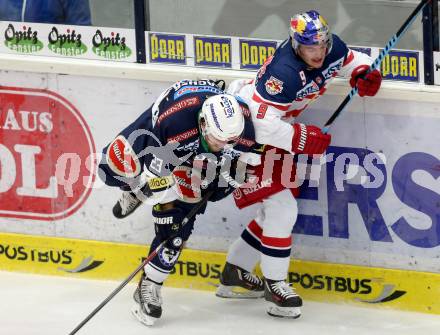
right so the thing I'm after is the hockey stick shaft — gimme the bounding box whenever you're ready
[68,190,213,335]
[322,0,431,133]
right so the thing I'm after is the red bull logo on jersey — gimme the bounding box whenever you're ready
[265,76,284,95]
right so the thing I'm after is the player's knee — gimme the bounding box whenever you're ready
[266,190,297,216]
[262,191,298,234]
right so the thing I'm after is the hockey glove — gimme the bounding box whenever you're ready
[206,187,234,202]
[152,204,193,241]
[291,123,331,155]
[199,171,235,202]
[350,65,382,97]
[205,160,252,202]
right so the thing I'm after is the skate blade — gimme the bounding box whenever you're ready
[215,284,264,299]
[131,304,158,326]
[266,304,301,319]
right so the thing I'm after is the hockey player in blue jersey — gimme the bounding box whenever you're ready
[98,79,259,326]
[216,10,382,319]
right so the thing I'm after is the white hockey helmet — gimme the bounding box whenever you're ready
[199,94,244,142]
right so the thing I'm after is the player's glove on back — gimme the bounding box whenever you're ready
[204,160,251,202]
[204,172,237,202]
[350,65,382,97]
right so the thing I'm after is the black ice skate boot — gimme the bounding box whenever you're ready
[215,262,264,299]
[264,278,302,319]
[112,191,142,219]
[131,274,163,326]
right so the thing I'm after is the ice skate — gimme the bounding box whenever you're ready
[264,279,302,319]
[113,191,142,219]
[131,275,163,326]
[216,262,264,299]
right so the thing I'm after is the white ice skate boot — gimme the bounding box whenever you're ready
[216,262,264,299]
[264,279,302,319]
[131,275,163,326]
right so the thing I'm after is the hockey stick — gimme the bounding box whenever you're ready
[68,190,214,335]
[322,0,432,133]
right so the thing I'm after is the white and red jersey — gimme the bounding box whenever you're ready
[228,34,373,153]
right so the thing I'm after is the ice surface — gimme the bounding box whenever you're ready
[1,271,439,335]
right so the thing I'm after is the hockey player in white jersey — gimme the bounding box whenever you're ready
[216,10,382,319]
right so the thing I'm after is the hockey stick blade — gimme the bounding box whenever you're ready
[322,0,432,133]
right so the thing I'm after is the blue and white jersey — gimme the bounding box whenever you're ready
[100,79,257,190]
[228,34,373,152]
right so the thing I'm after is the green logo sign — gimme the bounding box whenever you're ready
[91,30,131,60]
[48,27,87,56]
[4,24,43,53]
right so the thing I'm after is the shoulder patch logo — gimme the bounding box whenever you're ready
[106,135,141,178]
[265,76,284,95]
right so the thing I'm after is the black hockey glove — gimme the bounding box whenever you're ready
[206,184,236,202]
[204,163,246,202]
[152,204,193,241]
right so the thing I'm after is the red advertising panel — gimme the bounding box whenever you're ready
[0,87,95,220]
